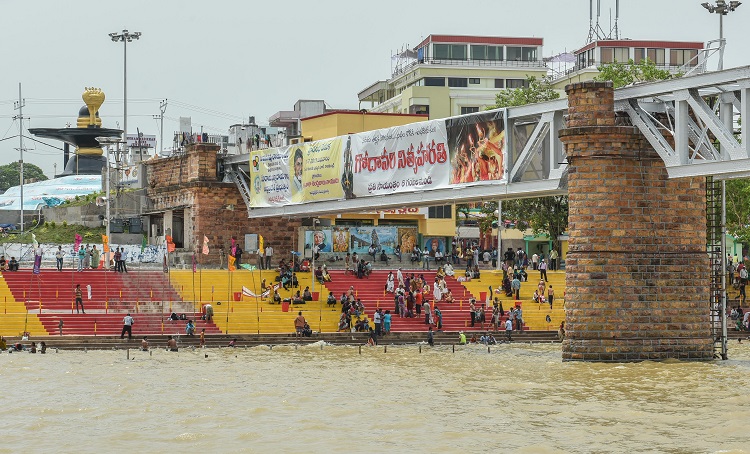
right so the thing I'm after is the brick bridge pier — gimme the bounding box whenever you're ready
[558,81,713,362]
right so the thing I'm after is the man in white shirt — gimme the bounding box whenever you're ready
[120,313,135,340]
[505,318,513,341]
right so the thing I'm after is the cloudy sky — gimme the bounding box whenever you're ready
[0,0,747,178]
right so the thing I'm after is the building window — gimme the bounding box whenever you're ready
[434,43,467,60]
[424,77,445,87]
[647,48,666,65]
[409,105,429,115]
[494,79,505,88]
[428,205,452,219]
[600,47,629,63]
[448,77,468,87]
[470,44,503,61]
[469,78,480,84]
[506,46,537,61]
[506,78,528,89]
[634,47,646,64]
[670,49,698,66]
[460,107,480,115]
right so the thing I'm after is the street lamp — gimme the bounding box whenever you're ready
[701,1,742,70]
[109,29,142,156]
[701,0,741,360]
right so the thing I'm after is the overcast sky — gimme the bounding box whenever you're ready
[1,0,747,178]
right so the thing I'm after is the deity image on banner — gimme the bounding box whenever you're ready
[332,227,350,253]
[446,111,505,184]
[398,227,418,254]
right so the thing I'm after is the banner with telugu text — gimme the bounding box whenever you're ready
[248,147,292,207]
[348,119,450,197]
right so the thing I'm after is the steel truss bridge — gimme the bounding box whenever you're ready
[224,65,750,219]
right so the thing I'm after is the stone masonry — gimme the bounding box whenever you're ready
[558,81,713,362]
[144,143,300,266]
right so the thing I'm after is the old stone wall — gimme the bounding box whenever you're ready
[144,144,301,266]
[559,81,713,361]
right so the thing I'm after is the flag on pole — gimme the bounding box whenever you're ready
[231,237,237,256]
[141,235,147,253]
[74,233,82,252]
[202,235,210,255]
[192,253,197,273]
[228,255,236,271]
[166,235,176,253]
[258,235,264,255]
[32,233,38,249]
[102,234,110,253]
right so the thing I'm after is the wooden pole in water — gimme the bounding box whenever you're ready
[359,345,362,355]
[127,349,130,360]
[384,345,387,353]
[452,344,455,353]
[419,345,422,353]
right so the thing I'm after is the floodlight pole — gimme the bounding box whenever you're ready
[109,29,142,159]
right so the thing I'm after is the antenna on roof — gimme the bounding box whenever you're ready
[586,0,622,43]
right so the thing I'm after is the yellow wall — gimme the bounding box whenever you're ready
[301,112,427,141]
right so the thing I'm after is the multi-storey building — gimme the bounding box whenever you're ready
[551,39,705,89]
[358,34,549,119]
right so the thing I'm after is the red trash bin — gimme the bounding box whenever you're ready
[479,291,487,302]
[312,292,320,301]
[281,301,290,312]
[234,292,242,301]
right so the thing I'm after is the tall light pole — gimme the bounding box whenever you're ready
[702,0,741,360]
[701,0,742,70]
[109,29,142,158]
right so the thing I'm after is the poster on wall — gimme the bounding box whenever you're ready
[397,227,418,254]
[423,237,447,255]
[445,110,507,185]
[348,227,399,254]
[349,119,451,198]
[332,227,350,253]
[305,229,332,253]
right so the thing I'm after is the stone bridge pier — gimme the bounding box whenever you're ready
[558,81,713,362]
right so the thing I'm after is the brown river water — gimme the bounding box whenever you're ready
[1,342,749,453]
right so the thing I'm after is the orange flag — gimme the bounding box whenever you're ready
[228,255,236,271]
[102,234,110,253]
[166,235,176,253]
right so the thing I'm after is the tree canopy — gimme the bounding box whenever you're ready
[594,58,674,88]
[491,75,560,108]
[0,162,48,192]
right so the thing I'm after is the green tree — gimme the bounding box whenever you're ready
[0,162,48,192]
[594,58,674,88]
[491,75,560,108]
[725,179,750,246]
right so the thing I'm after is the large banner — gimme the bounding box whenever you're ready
[348,119,450,197]
[247,110,506,208]
[445,110,507,185]
[250,137,344,206]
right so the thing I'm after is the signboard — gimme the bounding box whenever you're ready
[126,134,157,149]
[247,109,507,208]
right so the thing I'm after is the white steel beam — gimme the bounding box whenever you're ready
[508,112,552,183]
[686,88,743,159]
[247,179,565,218]
[621,99,678,166]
